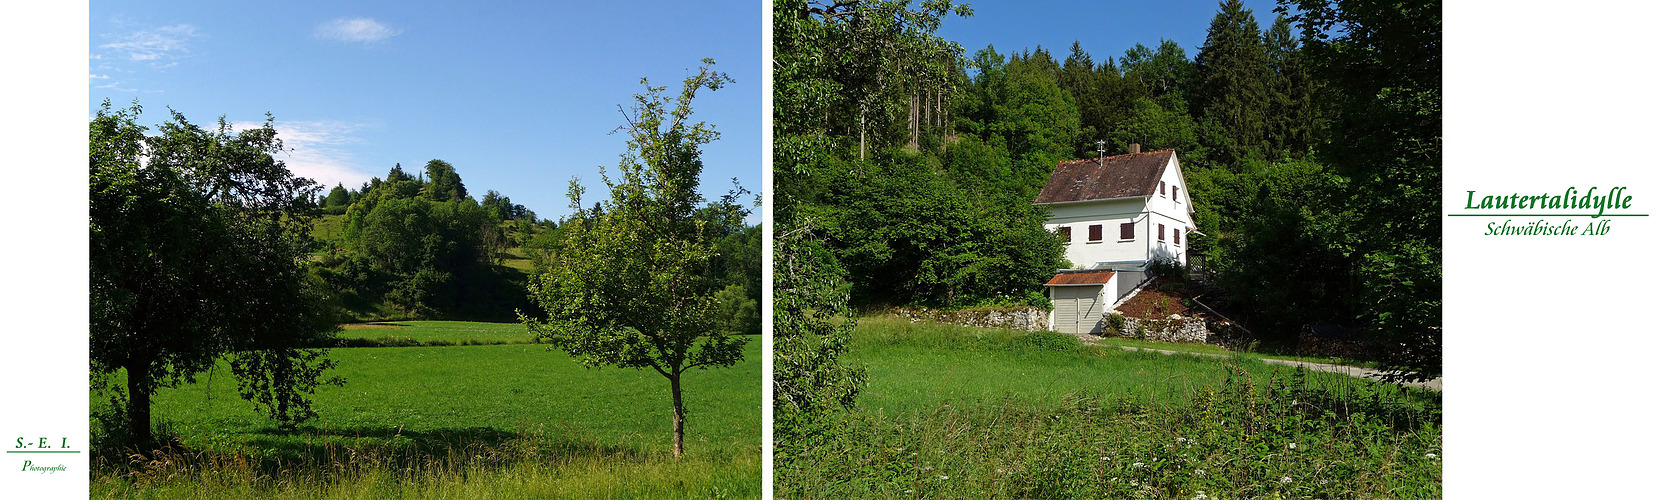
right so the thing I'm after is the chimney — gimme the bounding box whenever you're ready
[1128,143,1141,154]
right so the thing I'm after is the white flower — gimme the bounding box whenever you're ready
[1280,476,1293,484]
[938,474,949,480]
[1289,442,1297,450]
[1132,462,1145,468]
[1195,469,1206,477]
[1427,452,1437,459]
[1193,492,1209,500]
[1101,456,1110,461]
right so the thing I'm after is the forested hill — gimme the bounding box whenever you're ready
[308,159,761,329]
[774,0,1439,381]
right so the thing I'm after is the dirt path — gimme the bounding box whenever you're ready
[1106,342,1442,391]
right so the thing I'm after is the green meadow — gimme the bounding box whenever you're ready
[777,316,1442,499]
[92,322,761,499]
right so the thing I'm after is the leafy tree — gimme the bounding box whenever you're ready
[422,159,468,202]
[521,60,745,458]
[90,102,340,445]
[773,223,865,426]
[323,183,350,208]
[1120,39,1195,110]
[1109,97,1204,161]
[1283,0,1442,382]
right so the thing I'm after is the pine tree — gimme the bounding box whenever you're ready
[1195,0,1271,169]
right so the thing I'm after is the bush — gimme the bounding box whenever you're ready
[1105,313,1127,335]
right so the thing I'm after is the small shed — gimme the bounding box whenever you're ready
[1046,270,1116,334]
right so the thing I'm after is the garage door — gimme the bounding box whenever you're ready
[1052,285,1103,334]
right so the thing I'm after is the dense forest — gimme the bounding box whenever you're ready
[309,159,762,333]
[774,0,1439,381]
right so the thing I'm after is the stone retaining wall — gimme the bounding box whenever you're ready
[893,307,1049,332]
[1114,316,1210,343]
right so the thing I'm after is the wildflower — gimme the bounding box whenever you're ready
[939,475,949,480]
[1132,462,1145,468]
[1427,452,1437,459]
[1195,469,1206,477]
[1193,492,1209,500]
[1280,476,1292,484]
[1289,442,1297,450]
[1101,456,1110,461]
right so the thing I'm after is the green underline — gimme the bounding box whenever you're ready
[1448,214,1648,217]
[6,451,80,454]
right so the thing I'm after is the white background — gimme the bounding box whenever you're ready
[7,1,1659,498]
[1445,1,1658,496]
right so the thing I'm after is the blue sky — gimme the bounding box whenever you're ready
[89,1,762,222]
[938,0,1287,70]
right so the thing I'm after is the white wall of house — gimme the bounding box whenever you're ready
[1040,156,1195,269]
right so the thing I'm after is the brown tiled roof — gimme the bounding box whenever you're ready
[1033,150,1176,204]
[1045,270,1115,286]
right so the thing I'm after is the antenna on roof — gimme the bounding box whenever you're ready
[1096,139,1106,166]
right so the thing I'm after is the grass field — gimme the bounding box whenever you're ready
[777,316,1442,498]
[337,320,536,345]
[92,322,762,499]
[310,213,348,243]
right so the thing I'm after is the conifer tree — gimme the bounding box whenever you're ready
[1195,0,1271,169]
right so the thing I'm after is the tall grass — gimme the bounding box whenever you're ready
[777,317,1440,498]
[93,427,757,499]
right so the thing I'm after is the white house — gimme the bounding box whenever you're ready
[1033,145,1196,334]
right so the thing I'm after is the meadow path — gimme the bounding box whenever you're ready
[1105,343,1443,391]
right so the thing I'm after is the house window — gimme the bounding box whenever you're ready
[1158,224,1165,241]
[1173,186,1180,202]
[1118,222,1134,240]
[1058,226,1072,243]
[1174,228,1181,245]
[1160,181,1166,196]
[1088,224,1103,242]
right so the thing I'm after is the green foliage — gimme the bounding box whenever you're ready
[1283,0,1442,382]
[1195,0,1272,169]
[421,159,468,202]
[808,151,1064,308]
[1105,312,1127,335]
[778,318,1441,498]
[90,101,341,443]
[1109,97,1203,161]
[521,60,746,458]
[322,162,530,321]
[714,284,760,335]
[323,183,350,208]
[773,223,868,467]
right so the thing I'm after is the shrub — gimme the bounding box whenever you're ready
[1105,313,1127,335]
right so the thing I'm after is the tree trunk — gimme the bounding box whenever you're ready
[858,103,867,160]
[670,372,685,459]
[126,359,152,445]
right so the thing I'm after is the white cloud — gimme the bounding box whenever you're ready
[314,17,401,43]
[99,24,200,66]
[95,81,137,92]
[232,120,379,190]
[90,73,109,80]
